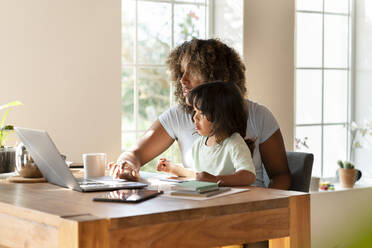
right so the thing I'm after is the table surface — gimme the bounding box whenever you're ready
[0,172,310,248]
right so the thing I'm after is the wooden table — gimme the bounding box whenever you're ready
[0,181,310,248]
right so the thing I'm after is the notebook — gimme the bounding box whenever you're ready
[171,187,231,197]
[171,180,219,192]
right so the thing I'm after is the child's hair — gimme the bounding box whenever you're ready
[188,81,255,155]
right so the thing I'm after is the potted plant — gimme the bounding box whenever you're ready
[338,121,372,188]
[337,160,356,188]
[0,101,22,173]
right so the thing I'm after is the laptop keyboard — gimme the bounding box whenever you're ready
[77,179,104,185]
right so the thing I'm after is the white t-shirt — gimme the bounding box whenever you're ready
[192,133,256,177]
[159,99,279,187]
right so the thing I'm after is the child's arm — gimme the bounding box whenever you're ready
[196,170,256,187]
[157,158,196,178]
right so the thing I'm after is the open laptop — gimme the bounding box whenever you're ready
[14,127,147,192]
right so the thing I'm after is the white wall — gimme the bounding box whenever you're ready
[311,188,372,247]
[0,0,121,163]
[243,0,295,150]
[355,0,372,179]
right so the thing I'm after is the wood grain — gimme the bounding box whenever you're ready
[109,208,289,248]
[0,213,58,248]
[269,237,290,248]
[269,194,311,248]
[6,176,46,183]
[288,194,310,248]
[0,181,309,248]
[59,215,110,248]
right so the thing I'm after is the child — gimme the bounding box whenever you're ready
[157,81,256,187]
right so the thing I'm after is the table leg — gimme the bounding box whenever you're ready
[269,194,310,248]
[59,215,110,248]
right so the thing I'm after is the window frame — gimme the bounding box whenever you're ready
[294,0,353,178]
[121,0,211,162]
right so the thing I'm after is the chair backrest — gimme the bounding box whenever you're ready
[263,151,314,192]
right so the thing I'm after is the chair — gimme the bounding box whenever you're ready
[263,151,314,192]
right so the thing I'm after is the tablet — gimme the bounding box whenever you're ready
[93,189,163,203]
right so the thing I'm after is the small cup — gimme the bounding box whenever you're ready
[309,176,320,192]
[83,153,107,179]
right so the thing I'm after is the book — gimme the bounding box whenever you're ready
[171,180,219,193]
[171,187,231,197]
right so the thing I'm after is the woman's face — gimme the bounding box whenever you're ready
[180,59,203,97]
[193,107,212,136]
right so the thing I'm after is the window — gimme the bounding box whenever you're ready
[295,0,352,177]
[121,0,210,170]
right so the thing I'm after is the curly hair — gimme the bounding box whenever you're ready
[166,38,247,112]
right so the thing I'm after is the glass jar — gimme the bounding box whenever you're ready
[15,143,42,178]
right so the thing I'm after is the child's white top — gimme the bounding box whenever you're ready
[192,133,256,176]
[159,99,279,187]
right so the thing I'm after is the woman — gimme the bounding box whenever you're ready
[109,38,291,189]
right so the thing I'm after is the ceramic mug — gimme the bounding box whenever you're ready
[83,153,107,179]
[309,176,320,192]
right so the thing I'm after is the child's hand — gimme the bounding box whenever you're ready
[156,158,173,173]
[196,171,218,183]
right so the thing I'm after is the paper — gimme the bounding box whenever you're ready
[163,188,249,201]
[138,171,250,200]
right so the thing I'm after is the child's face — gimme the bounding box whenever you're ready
[193,107,212,136]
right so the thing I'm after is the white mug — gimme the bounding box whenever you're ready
[83,153,107,179]
[309,176,320,192]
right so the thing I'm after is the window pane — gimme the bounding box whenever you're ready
[295,126,322,177]
[325,0,349,14]
[174,4,206,46]
[170,142,182,163]
[138,67,170,130]
[122,0,135,64]
[296,0,323,11]
[323,125,347,177]
[296,69,322,124]
[138,2,171,64]
[140,132,174,172]
[296,13,323,67]
[175,0,206,3]
[122,131,136,151]
[324,70,348,123]
[324,15,349,68]
[122,67,134,131]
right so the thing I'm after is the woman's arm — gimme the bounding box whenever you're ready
[259,129,291,190]
[109,120,175,180]
[196,170,256,187]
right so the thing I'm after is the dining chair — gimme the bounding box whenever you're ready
[263,151,314,192]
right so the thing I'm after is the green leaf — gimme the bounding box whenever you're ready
[0,101,23,111]
[337,160,344,168]
[0,101,22,147]
[344,161,355,169]
[0,109,10,129]
[0,125,14,131]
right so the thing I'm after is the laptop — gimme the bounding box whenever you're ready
[14,127,147,192]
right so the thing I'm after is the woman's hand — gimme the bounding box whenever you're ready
[156,158,172,173]
[195,171,218,183]
[108,160,140,181]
